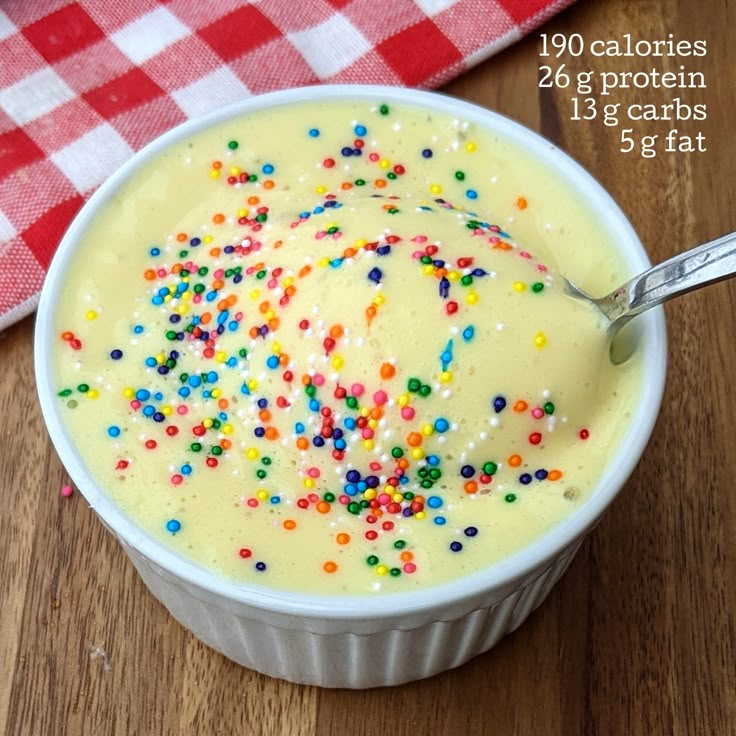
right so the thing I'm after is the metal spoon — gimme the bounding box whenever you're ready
[564,231,736,337]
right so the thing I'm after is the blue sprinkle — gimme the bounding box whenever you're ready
[266,355,279,369]
[295,422,305,433]
[178,387,190,397]
[255,561,266,571]
[450,541,463,552]
[151,296,163,306]
[181,464,192,475]
[262,164,274,174]
[207,371,218,383]
[535,469,548,480]
[149,247,160,256]
[142,406,155,417]
[133,325,144,334]
[190,237,201,246]
[188,375,201,387]
[354,124,367,136]
[344,418,356,430]
[309,399,320,412]
[427,496,443,509]
[460,464,475,478]
[422,148,433,158]
[145,357,156,367]
[346,470,361,483]
[107,425,120,438]
[368,267,383,284]
[135,389,151,401]
[341,146,353,157]
[433,516,446,525]
[270,496,280,504]
[312,436,325,447]
[464,526,478,537]
[462,325,475,341]
[426,454,440,466]
[466,189,478,199]
[257,398,268,409]
[434,418,449,433]
[166,519,181,533]
[519,473,533,485]
[439,277,450,298]
[254,427,265,438]
[308,128,320,137]
[493,395,506,413]
[334,439,346,450]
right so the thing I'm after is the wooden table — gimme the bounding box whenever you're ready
[2,1,734,733]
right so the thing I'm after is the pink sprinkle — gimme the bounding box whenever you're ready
[531,407,544,419]
[171,474,183,486]
[350,382,365,396]
[338,495,350,505]
[537,264,548,272]
[193,294,202,303]
[247,498,259,508]
[520,251,531,259]
[403,563,417,574]
[400,407,415,420]
[361,428,374,439]
[315,230,326,240]
[267,278,278,288]
[373,390,388,405]
[307,467,320,478]
[176,405,188,415]
[378,493,391,505]
[368,153,380,162]
[130,400,141,410]
[61,485,73,498]
[369,461,382,471]
[156,268,167,277]
[489,236,500,244]
[214,268,225,278]
[312,373,325,386]
[412,235,428,243]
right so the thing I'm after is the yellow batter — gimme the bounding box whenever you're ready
[52,99,642,593]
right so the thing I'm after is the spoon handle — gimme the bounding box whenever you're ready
[603,230,736,328]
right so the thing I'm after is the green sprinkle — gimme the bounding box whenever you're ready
[389,568,401,577]
[532,282,545,293]
[418,384,431,397]
[393,540,407,549]
[256,469,267,479]
[543,402,555,414]
[355,179,366,186]
[366,555,379,566]
[323,492,336,502]
[190,442,202,452]
[455,170,465,180]
[407,377,421,392]
[57,389,72,397]
[228,140,238,150]
[211,445,222,456]
[379,104,389,115]
[261,456,272,466]
[391,447,404,458]
[347,502,361,515]
[505,493,517,503]
[77,383,89,393]
[483,461,498,475]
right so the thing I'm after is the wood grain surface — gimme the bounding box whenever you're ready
[2,0,734,733]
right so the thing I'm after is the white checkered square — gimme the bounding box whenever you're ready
[50,123,133,192]
[0,10,17,42]
[171,66,250,118]
[412,0,459,14]
[110,6,191,65]
[288,14,371,78]
[0,209,16,240]
[0,67,76,125]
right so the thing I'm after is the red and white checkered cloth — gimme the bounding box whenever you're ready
[0,0,573,332]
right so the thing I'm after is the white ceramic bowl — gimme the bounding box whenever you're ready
[35,85,667,688]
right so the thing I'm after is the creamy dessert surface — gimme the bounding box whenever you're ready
[53,100,642,594]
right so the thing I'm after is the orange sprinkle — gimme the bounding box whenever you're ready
[217,398,229,409]
[379,362,396,379]
[263,179,275,190]
[374,179,386,188]
[382,203,394,210]
[200,312,212,325]
[492,242,513,251]
[399,551,414,562]
[249,326,259,339]
[267,317,280,331]
[247,196,260,205]
[323,561,338,574]
[144,269,156,280]
[209,247,221,257]
[299,264,312,278]
[329,324,344,339]
[548,469,563,481]
[296,437,309,450]
[274,239,283,249]
[513,400,528,412]
[212,279,225,291]
[407,432,423,447]
[283,519,297,531]
[61,331,74,341]
[220,439,232,450]
[176,232,187,242]
[464,481,478,494]
[336,533,351,545]
[258,409,272,422]
[369,407,384,421]
[212,213,225,224]
[516,196,528,210]
[171,263,182,274]
[284,285,296,297]
[211,161,222,169]
[343,247,357,258]
[508,454,522,467]
[366,304,377,324]
[434,267,447,279]
[264,427,279,441]
[278,353,289,366]
[301,374,312,386]
[217,299,229,312]
[397,458,409,470]
[258,300,270,314]
[316,501,331,514]
[226,294,237,306]
[341,182,353,190]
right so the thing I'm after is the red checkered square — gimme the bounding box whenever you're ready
[22,4,104,63]
[0,235,46,314]
[376,18,463,87]
[0,159,77,233]
[80,0,162,34]
[23,98,102,153]
[111,95,186,150]
[2,0,70,27]
[0,109,16,135]
[198,5,282,62]
[433,1,514,56]
[54,38,133,94]
[325,0,353,8]
[257,0,333,33]
[341,0,425,45]
[142,35,221,91]
[329,49,404,85]
[0,34,44,87]
[497,0,560,24]
[0,128,45,180]
[83,67,165,120]
[229,38,319,93]
[22,192,85,269]
[163,0,244,30]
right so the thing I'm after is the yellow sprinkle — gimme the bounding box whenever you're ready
[304,478,315,489]
[363,439,374,451]
[318,257,330,267]
[422,424,434,436]
[392,493,404,503]
[209,169,220,179]
[359,407,370,417]
[440,371,453,383]
[177,303,190,314]
[265,310,275,320]
[415,511,427,520]
[222,424,233,435]
[256,489,269,501]
[354,239,367,248]
[282,277,294,288]
[513,281,526,292]
[373,294,385,306]
[316,185,327,194]
[272,341,282,354]
[364,488,377,501]
[162,406,173,416]
[163,294,172,303]
[376,565,389,576]
[210,388,221,398]
[86,389,99,399]
[379,159,390,169]
[246,447,259,460]
[250,289,260,300]
[397,393,410,408]
[411,447,425,460]
[534,331,547,348]
[465,141,477,152]
[430,184,442,195]
[422,264,435,275]
[237,208,248,218]
[331,354,344,370]
[215,351,227,363]
[247,379,258,390]
[203,418,214,429]
[229,166,241,175]
[156,353,165,364]
[466,292,479,305]
[447,271,460,281]
[85,310,97,320]
[203,235,213,243]
[123,387,135,398]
